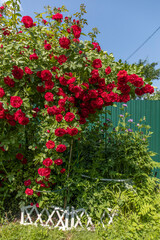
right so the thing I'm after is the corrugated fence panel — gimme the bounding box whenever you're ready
[105,100,160,178]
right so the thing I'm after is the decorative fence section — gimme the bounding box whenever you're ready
[21,205,117,230]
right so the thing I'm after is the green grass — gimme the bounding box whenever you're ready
[0,223,101,240]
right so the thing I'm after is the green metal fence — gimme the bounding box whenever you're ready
[104,100,160,178]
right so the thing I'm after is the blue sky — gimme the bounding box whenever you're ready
[1,0,160,88]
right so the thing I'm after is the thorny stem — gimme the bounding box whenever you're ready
[64,138,74,209]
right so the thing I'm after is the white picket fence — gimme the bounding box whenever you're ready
[20,205,118,230]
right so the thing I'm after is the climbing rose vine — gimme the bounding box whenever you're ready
[0,1,154,207]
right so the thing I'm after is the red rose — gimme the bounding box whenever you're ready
[22,16,33,28]
[56,88,66,97]
[4,76,15,87]
[117,84,131,94]
[60,168,66,174]
[24,179,31,186]
[92,42,101,52]
[36,203,39,208]
[25,188,33,195]
[117,70,128,78]
[38,168,51,177]
[67,127,78,136]
[79,117,86,124]
[56,144,67,153]
[25,67,33,75]
[88,90,98,98]
[80,108,89,118]
[52,13,63,21]
[54,159,63,165]
[44,44,51,50]
[12,66,24,79]
[98,78,105,87]
[59,37,71,49]
[42,19,47,24]
[91,69,99,78]
[37,85,45,93]
[105,66,111,75]
[41,70,52,81]
[94,97,104,109]
[58,55,67,65]
[71,25,81,38]
[44,92,54,102]
[117,70,128,84]
[43,158,53,167]
[18,116,29,125]
[16,153,24,160]
[73,38,80,43]
[45,80,54,90]
[64,112,75,122]
[0,109,5,119]
[36,192,41,197]
[21,158,27,164]
[0,88,5,98]
[46,140,55,149]
[119,94,130,103]
[108,92,119,102]
[55,128,66,137]
[10,96,23,108]
[59,76,68,86]
[106,83,116,92]
[29,53,38,60]
[3,30,10,36]
[56,114,63,122]
[92,59,102,69]
[143,84,154,94]
[67,77,76,84]
[47,106,60,115]
[135,88,144,96]
[14,109,25,121]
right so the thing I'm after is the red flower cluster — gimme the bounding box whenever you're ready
[25,67,33,75]
[10,96,23,108]
[0,88,5,98]
[58,55,67,65]
[44,44,51,50]
[46,140,55,149]
[41,70,52,81]
[56,144,66,152]
[55,128,66,137]
[71,25,81,38]
[64,112,75,122]
[38,168,51,178]
[105,66,111,75]
[92,42,101,52]
[24,179,31,186]
[12,66,24,79]
[67,127,78,136]
[30,53,38,60]
[45,92,54,102]
[92,59,102,69]
[4,76,15,87]
[52,13,63,21]
[54,158,63,165]
[59,37,71,49]
[25,188,33,195]
[43,158,53,167]
[22,16,33,28]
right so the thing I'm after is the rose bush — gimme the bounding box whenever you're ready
[0,0,154,208]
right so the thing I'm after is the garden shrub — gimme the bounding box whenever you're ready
[0,0,155,220]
